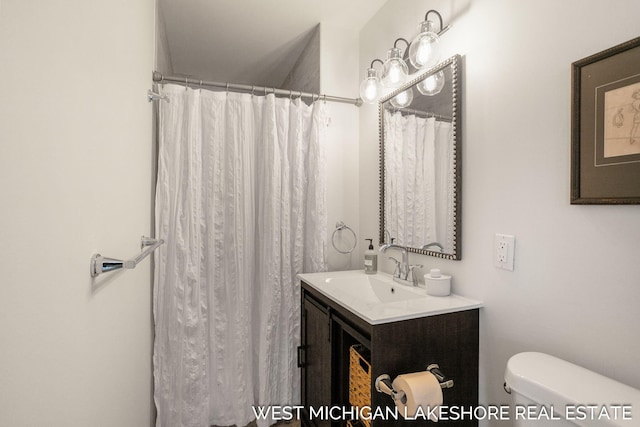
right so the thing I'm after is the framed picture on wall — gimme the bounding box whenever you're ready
[571,37,640,204]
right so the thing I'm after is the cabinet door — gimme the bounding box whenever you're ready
[301,293,332,427]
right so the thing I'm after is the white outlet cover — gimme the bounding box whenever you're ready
[494,234,515,271]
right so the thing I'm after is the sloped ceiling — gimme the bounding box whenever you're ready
[158,0,388,88]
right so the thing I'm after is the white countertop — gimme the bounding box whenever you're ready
[298,270,482,325]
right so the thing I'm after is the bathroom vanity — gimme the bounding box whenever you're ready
[298,270,481,427]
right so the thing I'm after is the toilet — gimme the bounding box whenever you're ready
[504,352,640,426]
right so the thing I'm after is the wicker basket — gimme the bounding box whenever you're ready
[349,344,372,427]
[346,420,368,427]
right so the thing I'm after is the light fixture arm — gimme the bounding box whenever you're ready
[370,58,384,70]
[425,10,450,35]
[393,38,410,50]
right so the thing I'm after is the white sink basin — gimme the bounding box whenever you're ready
[298,270,482,324]
[322,274,420,303]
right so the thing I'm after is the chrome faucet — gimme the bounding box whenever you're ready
[379,243,422,286]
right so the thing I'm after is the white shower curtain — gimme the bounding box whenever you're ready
[384,111,454,252]
[153,84,328,427]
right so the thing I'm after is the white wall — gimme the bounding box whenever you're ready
[282,25,320,93]
[359,0,640,424]
[0,1,155,426]
[156,1,174,76]
[321,24,363,271]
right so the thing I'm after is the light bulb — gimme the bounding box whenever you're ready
[417,70,445,96]
[408,20,441,70]
[390,88,414,108]
[381,47,408,88]
[359,68,382,104]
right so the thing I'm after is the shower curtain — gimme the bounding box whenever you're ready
[153,84,328,427]
[384,111,455,252]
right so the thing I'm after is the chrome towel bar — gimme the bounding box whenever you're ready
[90,236,164,277]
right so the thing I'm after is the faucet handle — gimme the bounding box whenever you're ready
[408,264,423,286]
[388,256,401,278]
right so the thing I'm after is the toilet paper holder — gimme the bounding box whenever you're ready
[426,363,454,389]
[375,364,454,402]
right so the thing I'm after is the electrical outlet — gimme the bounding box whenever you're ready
[494,234,515,271]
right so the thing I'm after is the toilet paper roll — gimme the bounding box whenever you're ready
[392,371,443,422]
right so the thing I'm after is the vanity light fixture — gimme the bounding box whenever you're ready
[408,10,450,70]
[358,9,450,103]
[359,59,384,104]
[381,39,410,88]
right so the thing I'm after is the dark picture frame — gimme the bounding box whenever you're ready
[571,37,640,204]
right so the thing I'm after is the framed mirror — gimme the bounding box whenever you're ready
[378,54,462,259]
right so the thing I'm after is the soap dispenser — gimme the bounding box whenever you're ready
[364,239,378,274]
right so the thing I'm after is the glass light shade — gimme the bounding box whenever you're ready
[408,20,441,70]
[390,88,414,109]
[417,70,445,96]
[381,47,409,88]
[359,68,382,104]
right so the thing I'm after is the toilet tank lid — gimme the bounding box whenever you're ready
[505,352,640,424]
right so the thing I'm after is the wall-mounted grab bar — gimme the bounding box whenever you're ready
[90,236,164,277]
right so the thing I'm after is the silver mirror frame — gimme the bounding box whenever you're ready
[378,54,462,260]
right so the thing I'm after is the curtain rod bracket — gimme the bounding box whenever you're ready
[148,89,169,103]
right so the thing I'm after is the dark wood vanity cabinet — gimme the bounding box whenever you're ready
[300,292,333,427]
[300,281,479,427]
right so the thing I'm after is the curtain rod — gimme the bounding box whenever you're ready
[386,105,452,121]
[152,71,362,107]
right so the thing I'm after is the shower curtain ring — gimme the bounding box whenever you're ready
[226,83,229,93]
[290,89,293,100]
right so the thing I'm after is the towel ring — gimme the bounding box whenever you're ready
[332,221,357,254]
